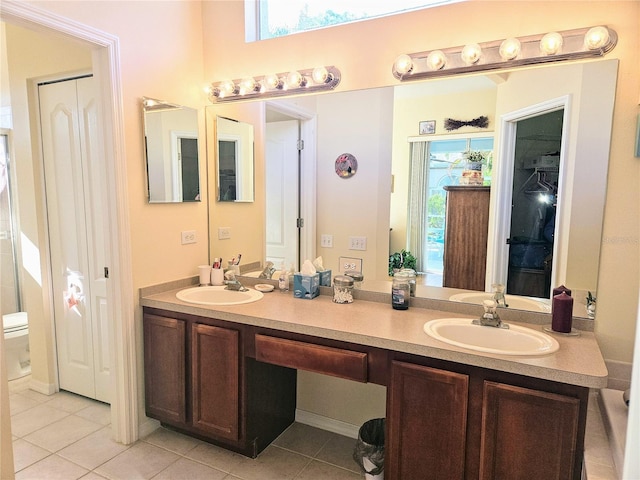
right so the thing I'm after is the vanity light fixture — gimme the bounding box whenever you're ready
[209,65,341,103]
[392,26,617,81]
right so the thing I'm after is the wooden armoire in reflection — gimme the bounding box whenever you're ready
[442,186,491,291]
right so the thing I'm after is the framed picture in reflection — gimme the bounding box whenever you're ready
[419,120,436,135]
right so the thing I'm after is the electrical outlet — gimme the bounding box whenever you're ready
[349,236,367,251]
[181,230,197,245]
[339,256,362,273]
[320,234,333,248]
[218,227,231,240]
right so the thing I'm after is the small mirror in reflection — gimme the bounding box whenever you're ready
[143,97,200,203]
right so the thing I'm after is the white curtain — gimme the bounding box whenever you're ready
[407,142,429,273]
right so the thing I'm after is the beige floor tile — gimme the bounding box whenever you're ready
[296,460,363,480]
[74,403,112,426]
[12,438,51,472]
[142,427,201,455]
[79,472,109,479]
[185,442,245,473]
[24,414,103,452]
[229,445,311,480]
[316,432,360,473]
[11,404,70,437]
[273,422,335,457]
[94,442,180,480]
[152,457,227,480]
[58,426,129,470]
[14,454,89,480]
[44,391,100,413]
[9,393,41,415]
[15,388,53,404]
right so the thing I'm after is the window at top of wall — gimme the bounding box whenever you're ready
[245,0,461,42]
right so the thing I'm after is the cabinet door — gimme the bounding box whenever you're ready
[480,381,580,480]
[143,314,186,424]
[387,361,469,480]
[192,323,240,441]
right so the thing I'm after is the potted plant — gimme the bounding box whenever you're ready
[586,291,596,319]
[451,150,491,185]
[388,249,417,276]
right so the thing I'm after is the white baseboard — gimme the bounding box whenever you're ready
[295,409,360,439]
[138,417,161,440]
[28,378,56,395]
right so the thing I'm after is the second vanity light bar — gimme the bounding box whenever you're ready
[208,66,341,103]
[392,26,617,81]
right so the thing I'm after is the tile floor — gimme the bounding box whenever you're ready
[9,379,363,479]
[9,378,619,480]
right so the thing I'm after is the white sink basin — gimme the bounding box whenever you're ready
[176,286,263,305]
[423,318,559,356]
[449,292,551,313]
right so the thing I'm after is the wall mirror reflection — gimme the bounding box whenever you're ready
[211,59,616,319]
[143,97,200,203]
[216,116,255,202]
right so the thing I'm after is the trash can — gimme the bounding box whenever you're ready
[353,418,385,479]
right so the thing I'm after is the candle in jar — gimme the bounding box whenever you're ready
[552,292,574,333]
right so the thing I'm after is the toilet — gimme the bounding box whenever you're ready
[3,312,30,381]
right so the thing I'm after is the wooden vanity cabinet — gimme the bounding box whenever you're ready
[143,308,296,457]
[143,313,240,442]
[143,314,186,424]
[387,361,469,480]
[386,357,587,480]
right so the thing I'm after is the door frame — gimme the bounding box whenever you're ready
[1,1,137,444]
[487,95,572,296]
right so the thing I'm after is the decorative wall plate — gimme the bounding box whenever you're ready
[335,153,357,178]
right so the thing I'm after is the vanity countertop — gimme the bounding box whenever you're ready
[140,284,608,389]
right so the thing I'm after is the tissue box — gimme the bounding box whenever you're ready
[293,273,320,299]
[318,269,332,287]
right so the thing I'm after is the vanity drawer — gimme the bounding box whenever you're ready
[255,334,368,382]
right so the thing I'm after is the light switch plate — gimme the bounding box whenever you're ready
[218,227,231,240]
[320,234,333,248]
[349,236,367,250]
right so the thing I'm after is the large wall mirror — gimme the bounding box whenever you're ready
[215,116,255,202]
[143,97,200,203]
[207,59,617,320]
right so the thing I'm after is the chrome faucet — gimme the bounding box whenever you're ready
[473,300,509,329]
[492,283,509,308]
[258,261,276,279]
[224,271,248,292]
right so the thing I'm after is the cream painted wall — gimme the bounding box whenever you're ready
[4,23,92,391]
[202,1,639,365]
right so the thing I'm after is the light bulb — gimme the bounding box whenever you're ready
[540,32,563,55]
[312,66,331,84]
[393,54,414,75]
[286,71,307,88]
[264,74,282,90]
[426,50,447,71]
[461,43,482,65]
[499,38,521,60]
[219,80,236,97]
[584,26,610,50]
[239,77,257,95]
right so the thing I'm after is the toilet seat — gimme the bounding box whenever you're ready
[3,312,28,334]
